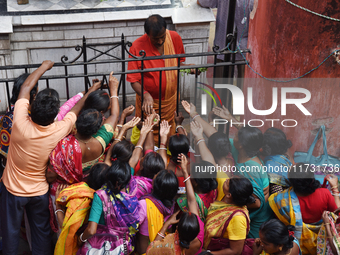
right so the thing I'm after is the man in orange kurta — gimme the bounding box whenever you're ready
[127,14,187,143]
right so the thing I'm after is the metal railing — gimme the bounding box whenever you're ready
[0,34,250,142]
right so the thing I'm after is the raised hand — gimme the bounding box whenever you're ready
[181,100,197,117]
[140,116,154,135]
[148,109,160,127]
[178,153,188,175]
[175,111,185,126]
[190,120,204,139]
[123,117,141,130]
[109,71,119,92]
[122,105,135,117]
[213,105,232,121]
[160,120,171,138]
[41,60,54,70]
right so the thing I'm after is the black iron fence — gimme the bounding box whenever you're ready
[0,34,250,135]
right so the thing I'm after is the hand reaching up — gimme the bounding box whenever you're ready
[213,105,232,121]
[123,117,141,130]
[109,71,119,92]
[181,100,197,117]
[178,153,188,176]
[122,105,135,117]
[160,120,171,138]
[140,116,154,135]
[190,120,204,139]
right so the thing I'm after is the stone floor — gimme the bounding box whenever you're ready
[7,0,172,12]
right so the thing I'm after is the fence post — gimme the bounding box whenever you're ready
[83,36,89,92]
[121,34,126,110]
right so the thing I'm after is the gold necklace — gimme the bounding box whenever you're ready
[76,136,93,151]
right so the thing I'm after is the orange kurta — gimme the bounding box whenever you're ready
[127,30,185,142]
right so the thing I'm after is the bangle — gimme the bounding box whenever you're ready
[192,114,199,121]
[135,145,143,150]
[183,176,191,183]
[79,233,87,243]
[115,138,121,142]
[143,91,149,94]
[117,124,123,128]
[194,154,201,157]
[158,148,167,150]
[110,95,119,99]
[160,143,166,147]
[324,223,331,225]
[196,139,205,146]
[55,209,64,216]
[157,232,165,238]
[150,130,154,132]
[176,125,184,133]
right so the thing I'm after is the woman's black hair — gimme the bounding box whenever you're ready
[260,219,296,253]
[111,140,134,163]
[229,177,255,206]
[152,169,178,208]
[169,134,190,163]
[76,109,102,137]
[83,90,110,113]
[87,163,109,190]
[11,73,38,104]
[288,163,320,195]
[31,88,60,126]
[106,160,131,194]
[144,14,167,37]
[238,126,265,158]
[178,212,200,249]
[262,127,292,156]
[191,161,218,194]
[208,132,231,161]
[140,152,165,179]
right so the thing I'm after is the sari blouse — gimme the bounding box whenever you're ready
[204,201,250,249]
[82,123,114,173]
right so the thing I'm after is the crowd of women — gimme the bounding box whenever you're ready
[1,66,340,255]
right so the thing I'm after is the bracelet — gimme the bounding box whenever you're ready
[196,139,205,146]
[324,223,331,225]
[143,91,149,94]
[160,143,166,147]
[176,125,184,133]
[157,232,165,238]
[150,130,154,132]
[158,148,167,150]
[116,124,123,128]
[115,138,121,142]
[194,154,201,157]
[54,209,64,216]
[79,233,87,243]
[135,145,143,150]
[192,114,199,121]
[110,95,119,99]
[183,176,191,183]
